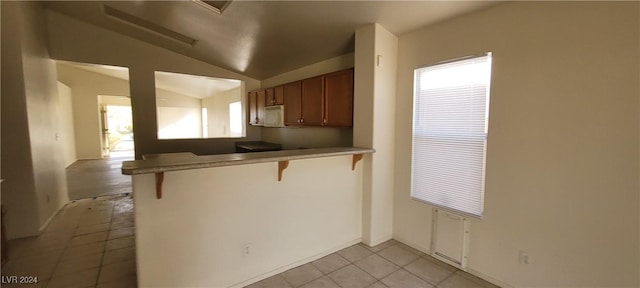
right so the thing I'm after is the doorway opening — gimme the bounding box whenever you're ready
[56,61,134,200]
[99,96,134,158]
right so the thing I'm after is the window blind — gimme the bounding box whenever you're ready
[411,54,492,218]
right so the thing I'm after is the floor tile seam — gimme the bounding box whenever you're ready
[400,259,452,288]
[374,249,419,268]
[45,208,82,284]
[433,269,458,287]
[309,254,348,276]
[335,244,396,282]
[94,201,118,286]
[48,262,102,280]
[351,257,400,283]
[419,254,459,273]
[399,255,423,269]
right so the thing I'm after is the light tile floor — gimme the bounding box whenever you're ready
[1,194,136,288]
[2,194,498,288]
[246,240,500,288]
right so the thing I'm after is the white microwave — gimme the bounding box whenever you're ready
[263,105,285,127]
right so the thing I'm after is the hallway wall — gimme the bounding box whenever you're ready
[56,82,77,167]
[1,1,70,239]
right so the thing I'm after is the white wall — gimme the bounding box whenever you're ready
[56,82,77,167]
[134,155,363,287]
[156,88,203,139]
[1,1,40,239]
[46,10,261,159]
[157,107,202,139]
[354,24,398,246]
[393,2,639,287]
[1,1,69,238]
[202,87,242,138]
[260,53,355,149]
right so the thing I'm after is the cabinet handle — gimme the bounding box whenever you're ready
[323,118,327,125]
[301,118,304,124]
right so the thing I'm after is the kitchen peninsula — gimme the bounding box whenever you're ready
[122,147,374,287]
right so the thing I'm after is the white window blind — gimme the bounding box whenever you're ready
[411,54,492,218]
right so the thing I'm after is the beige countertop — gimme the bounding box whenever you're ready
[121,147,375,175]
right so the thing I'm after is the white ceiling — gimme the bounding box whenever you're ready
[45,1,499,80]
[154,71,241,99]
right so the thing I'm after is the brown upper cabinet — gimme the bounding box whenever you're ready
[283,81,302,126]
[323,69,354,127]
[251,68,354,127]
[266,86,284,106]
[248,90,266,125]
[300,76,324,126]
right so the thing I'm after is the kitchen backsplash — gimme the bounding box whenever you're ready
[261,127,352,150]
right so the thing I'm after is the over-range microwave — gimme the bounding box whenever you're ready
[264,105,285,127]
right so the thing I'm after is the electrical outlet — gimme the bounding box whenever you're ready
[243,243,251,255]
[518,250,529,264]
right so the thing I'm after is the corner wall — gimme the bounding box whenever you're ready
[56,82,77,167]
[1,1,40,238]
[393,2,639,286]
[1,1,70,238]
[354,24,398,246]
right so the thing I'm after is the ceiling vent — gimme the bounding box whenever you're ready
[103,4,198,47]
[192,0,232,14]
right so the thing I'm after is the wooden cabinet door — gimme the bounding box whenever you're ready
[265,88,275,106]
[301,76,324,126]
[248,91,258,125]
[256,90,266,124]
[284,81,302,126]
[274,85,284,105]
[324,69,354,127]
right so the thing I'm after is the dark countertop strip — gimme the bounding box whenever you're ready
[121,147,375,175]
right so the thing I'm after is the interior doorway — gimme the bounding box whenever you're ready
[56,61,134,200]
[99,96,134,158]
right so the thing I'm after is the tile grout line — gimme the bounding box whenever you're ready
[93,198,117,288]
[435,269,458,287]
[44,201,80,288]
[400,257,444,287]
[343,244,400,287]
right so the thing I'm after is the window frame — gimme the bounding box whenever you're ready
[410,53,493,219]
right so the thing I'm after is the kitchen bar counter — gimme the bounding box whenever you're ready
[121,147,375,175]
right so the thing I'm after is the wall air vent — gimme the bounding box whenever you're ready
[103,5,198,47]
[192,0,232,14]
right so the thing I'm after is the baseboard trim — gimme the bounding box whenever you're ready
[362,234,393,247]
[231,238,362,288]
[465,267,513,288]
[38,205,62,233]
[392,235,512,288]
[391,234,432,254]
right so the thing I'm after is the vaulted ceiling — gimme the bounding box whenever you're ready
[44,1,498,80]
